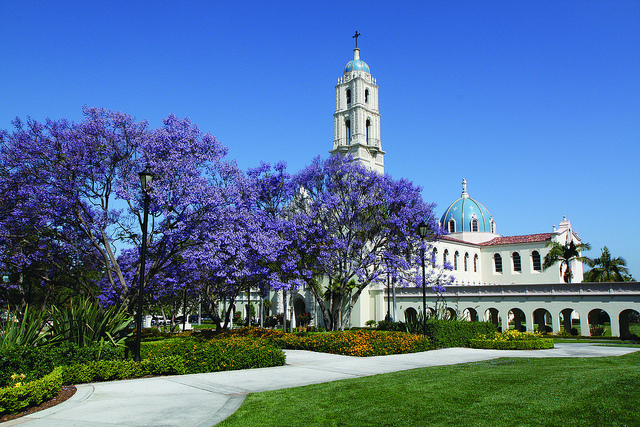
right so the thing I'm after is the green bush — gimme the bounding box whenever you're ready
[590,324,606,337]
[0,343,124,387]
[424,320,496,348]
[376,320,407,332]
[469,338,555,350]
[0,366,63,414]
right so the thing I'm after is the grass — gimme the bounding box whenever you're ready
[219,351,640,427]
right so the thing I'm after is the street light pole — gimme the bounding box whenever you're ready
[417,221,429,336]
[135,165,153,363]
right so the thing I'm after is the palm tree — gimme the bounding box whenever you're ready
[583,246,629,282]
[542,239,591,283]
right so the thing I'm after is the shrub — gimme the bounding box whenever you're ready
[0,343,124,387]
[0,366,63,414]
[590,324,606,337]
[470,330,555,350]
[424,320,496,348]
[377,321,407,332]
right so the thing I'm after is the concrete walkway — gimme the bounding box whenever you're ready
[4,344,639,427]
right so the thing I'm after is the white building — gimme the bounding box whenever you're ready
[270,44,588,329]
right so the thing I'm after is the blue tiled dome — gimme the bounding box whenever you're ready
[440,179,496,234]
[344,59,370,74]
[344,48,370,74]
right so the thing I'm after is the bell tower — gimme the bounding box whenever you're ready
[330,33,384,174]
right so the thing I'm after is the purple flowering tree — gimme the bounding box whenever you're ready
[0,107,244,313]
[289,155,441,331]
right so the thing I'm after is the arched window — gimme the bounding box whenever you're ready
[448,219,455,233]
[474,254,478,272]
[471,218,479,232]
[365,89,369,103]
[464,253,469,271]
[443,249,449,265]
[366,119,370,144]
[494,253,503,273]
[454,251,459,270]
[512,252,521,272]
[345,119,351,144]
[346,89,351,104]
[532,251,541,271]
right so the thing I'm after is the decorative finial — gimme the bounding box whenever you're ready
[353,31,361,48]
[461,178,468,198]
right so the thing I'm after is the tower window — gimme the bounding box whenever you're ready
[345,119,351,144]
[532,251,541,271]
[490,220,495,234]
[512,252,521,272]
[494,253,503,273]
[365,89,369,103]
[366,119,370,144]
[471,218,478,232]
[474,254,478,272]
[448,219,455,233]
[346,89,351,104]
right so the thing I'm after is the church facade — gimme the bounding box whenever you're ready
[269,44,588,328]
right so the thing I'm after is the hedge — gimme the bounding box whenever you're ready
[469,338,555,350]
[0,366,63,414]
[424,320,497,348]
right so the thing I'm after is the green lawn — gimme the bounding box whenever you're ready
[219,351,640,427]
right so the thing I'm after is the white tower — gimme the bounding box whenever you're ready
[330,36,384,174]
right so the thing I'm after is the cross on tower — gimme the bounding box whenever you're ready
[353,31,361,48]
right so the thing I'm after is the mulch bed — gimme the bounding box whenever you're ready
[0,385,76,423]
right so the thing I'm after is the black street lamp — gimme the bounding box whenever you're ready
[417,221,429,335]
[135,165,153,363]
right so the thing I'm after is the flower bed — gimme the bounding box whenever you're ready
[469,330,555,350]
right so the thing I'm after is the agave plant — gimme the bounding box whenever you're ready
[0,304,48,349]
[47,298,133,347]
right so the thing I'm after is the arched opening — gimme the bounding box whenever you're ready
[443,249,449,265]
[485,308,501,330]
[473,254,478,272]
[365,88,369,103]
[443,307,457,320]
[293,298,307,329]
[512,252,522,273]
[346,89,351,104]
[454,251,459,271]
[619,309,640,339]
[462,308,478,322]
[508,308,527,332]
[560,308,580,335]
[588,309,611,337]
[494,253,503,273]
[532,250,542,271]
[448,219,456,233]
[471,218,478,232]
[345,119,351,144]
[464,252,469,272]
[533,308,552,333]
[366,119,370,144]
[404,307,418,323]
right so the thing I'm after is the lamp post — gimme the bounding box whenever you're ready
[135,165,153,363]
[417,221,429,335]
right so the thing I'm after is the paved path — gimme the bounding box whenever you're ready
[4,344,638,426]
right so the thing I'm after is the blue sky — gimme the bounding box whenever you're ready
[1,1,638,277]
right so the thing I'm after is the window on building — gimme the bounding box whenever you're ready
[513,252,521,272]
[494,253,503,273]
[490,220,495,234]
[345,119,351,143]
[474,254,478,272]
[464,253,469,271]
[366,119,370,144]
[448,219,455,233]
[443,249,449,265]
[346,89,351,104]
[532,250,541,271]
[365,89,369,103]
[454,251,459,270]
[471,218,478,232]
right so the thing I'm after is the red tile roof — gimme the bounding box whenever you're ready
[480,233,552,246]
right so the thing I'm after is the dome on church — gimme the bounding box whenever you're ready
[440,179,496,234]
[344,48,370,74]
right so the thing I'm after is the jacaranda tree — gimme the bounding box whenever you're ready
[0,107,245,313]
[289,155,441,331]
